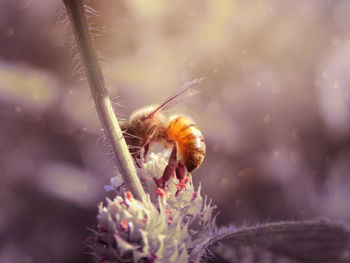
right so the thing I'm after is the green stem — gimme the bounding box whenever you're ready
[63,0,146,201]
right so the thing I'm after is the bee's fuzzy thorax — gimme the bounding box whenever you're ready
[128,104,159,121]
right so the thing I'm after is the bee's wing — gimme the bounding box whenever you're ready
[145,78,204,119]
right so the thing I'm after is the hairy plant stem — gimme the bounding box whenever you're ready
[63,0,146,201]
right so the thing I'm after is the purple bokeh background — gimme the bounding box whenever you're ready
[0,0,350,262]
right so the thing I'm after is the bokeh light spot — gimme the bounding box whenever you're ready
[238,168,253,177]
[331,36,339,47]
[264,115,272,123]
[14,106,21,113]
[273,151,281,158]
[212,144,220,153]
[3,26,14,38]
[322,70,329,79]
[0,62,60,111]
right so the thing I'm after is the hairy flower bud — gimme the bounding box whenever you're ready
[91,151,216,262]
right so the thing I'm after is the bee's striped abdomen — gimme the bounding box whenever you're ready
[166,116,206,172]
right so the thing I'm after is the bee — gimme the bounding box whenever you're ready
[120,79,206,187]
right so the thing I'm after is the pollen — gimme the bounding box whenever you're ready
[165,209,173,225]
[126,191,134,200]
[119,220,129,232]
[140,216,148,224]
[192,191,198,201]
[176,177,189,191]
[155,187,170,198]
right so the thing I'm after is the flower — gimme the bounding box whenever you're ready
[91,151,216,262]
[104,175,124,192]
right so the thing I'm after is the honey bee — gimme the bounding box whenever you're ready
[120,79,206,186]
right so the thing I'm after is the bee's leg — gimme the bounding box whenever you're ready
[175,176,189,197]
[163,144,177,181]
[143,126,156,144]
[153,177,162,188]
[133,152,142,168]
[143,144,149,163]
[175,161,186,181]
[141,125,156,163]
[155,144,177,188]
[174,161,187,196]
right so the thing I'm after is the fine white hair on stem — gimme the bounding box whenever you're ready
[59,0,105,81]
[84,4,101,16]
[63,0,146,201]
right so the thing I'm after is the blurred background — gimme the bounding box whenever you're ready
[1,0,350,262]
